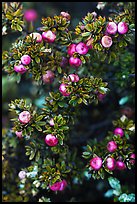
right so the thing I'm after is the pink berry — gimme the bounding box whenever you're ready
[21,55,31,65]
[75,42,89,55]
[68,74,80,82]
[107,141,117,152]
[14,64,27,74]
[24,9,38,22]
[45,134,58,146]
[67,44,77,56]
[15,131,22,139]
[42,30,56,43]
[118,22,128,34]
[114,127,124,137]
[29,32,43,43]
[60,11,71,21]
[59,83,71,96]
[49,179,67,191]
[69,56,82,68]
[101,35,113,48]
[129,153,135,165]
[90,156,102,170]
[42,70,55,84]
[106,157,116,171]
[116,161,126,170]
[106,22,118,35]
[18,170,26,180]
[49,118,54,126]
[19,111,31,124]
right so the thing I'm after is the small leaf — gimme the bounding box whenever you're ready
[108,177,121,191]
[104,189,114,198]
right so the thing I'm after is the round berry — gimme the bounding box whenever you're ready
[24,9,37,22]
[67,44,77,56]
[75,42,89,55]
[19,111,31,124]
[90,156,102,170]
[114,127,124,137]
[106,22,118,35]
[59,83,71,96]
[21,55,31,65]
[118,22,128,34]
[29,32,43,43]
[98,93,106,101]
[58,180,67,191]
[42,30,56,43]
[18,170,26,180]
[60,11,71,21]
[49,118,54,126]
[68,74,80,82]
[116,160,126,170]
[69,56,82,68]
[14,64,27,74]
[42,70,55,84]
[129,153,135,165]
[106,157,116,171]
[101,35,113,48]
[45,134,58,146]
[107,141,117,152]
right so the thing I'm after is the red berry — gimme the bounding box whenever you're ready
[68,74,80,82]
[49,118,54,126]
[29,32,43,43]
[106,157,116,171]
[45,134,58,146]
[59,83,71,96]
[75,42,89,55]
[118,22,128,34]
[42,70,55,84]
[19,111,31,124]
[101,35,113,48]
[21,55,31,65]
[90,156,102,170]
[14,64,27,74]
[114,127,124,137]
[15,131,23,139]
[129,153,135,165]
[42,30,56,43]
[107,141,117,152]
[106,22,118,35]
[67,44,77,56]
[69,56,82,68]
[49,179,67,191]
[116,160,126,170]
[18,170,26,180]
[24,9,37,22]
[60,11,71,20]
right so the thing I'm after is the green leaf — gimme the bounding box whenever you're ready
[81,32,91,37]
[35,124,43,131]
[58,101,68,108]
[29,150,36,160]
[104,189,114,198]
[57,66,62,74]
[35,57,40,63]
[108,177,121,191]
[60,126,69,131]
[35,115,44,122]
[16,24,22,32]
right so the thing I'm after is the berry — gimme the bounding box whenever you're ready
[24,9,37,22]
[116,161,126,170]
[114,127,124,137]
[67,44,77,56]
[59,83,71,96]
[129,153,135,165]
[49,118,54,126]
[69,56,82,68]
[21,55,31,65]
[42,70,55,84]
[29,32,42,43]
[15,131,22,139]
[98,93,106,101]
[14,64,27,74]
[107,141,117,152]
[19,111,31,124]
[106,22,118,35]
[60,57,68,68]
[60,11,71,21]
[90,156,102,170]
[75,42,89,55]
[118,22,128,34]
[49,179,67,191]
[106,157,116,170]
[42,30,56,43]
[68,74,80,82]
[101,35,113,48]
[45,134,58,146]
[18,170,26,180]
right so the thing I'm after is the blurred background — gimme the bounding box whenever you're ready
[2,2,135,202]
